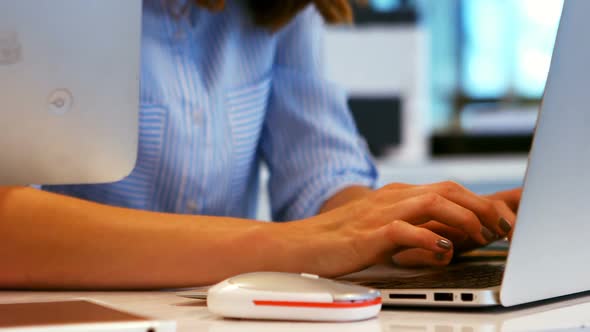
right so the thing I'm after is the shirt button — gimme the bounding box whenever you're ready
[205,137,214,148]
[192,111,203,125]
[186,200,198,212]
[175,30,186,40]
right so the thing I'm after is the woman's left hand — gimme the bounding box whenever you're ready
[484,188,522,214]
[392,187,522,267]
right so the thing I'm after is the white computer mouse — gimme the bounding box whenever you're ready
[206,272,382,322]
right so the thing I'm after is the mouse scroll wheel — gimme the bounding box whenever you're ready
[300,273,320,279]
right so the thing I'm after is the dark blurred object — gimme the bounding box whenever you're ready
[341,0,420,158]
[431,132,532,156]
[438,101,537,156]
[349,97,402,157]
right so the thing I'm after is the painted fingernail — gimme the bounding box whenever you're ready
[437,239,452,250]
[435,253,446,261]
[481,226,496,242]
[499,217,512,234]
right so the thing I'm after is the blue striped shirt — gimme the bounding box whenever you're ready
[44,0,377,221]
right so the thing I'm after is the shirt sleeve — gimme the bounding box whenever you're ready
[259,6,378,222]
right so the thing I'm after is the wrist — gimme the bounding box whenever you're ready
[320,185,373,213]
[259,219,323,274]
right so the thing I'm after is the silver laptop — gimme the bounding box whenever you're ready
[0,0,142,185]
[351,0,590,307]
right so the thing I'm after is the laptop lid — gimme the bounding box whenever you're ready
[501,0,590,306]
[0,0,142,185]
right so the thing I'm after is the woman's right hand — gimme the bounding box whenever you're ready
[277,181,511,278]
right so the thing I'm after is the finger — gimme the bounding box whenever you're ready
[427,181,507,237]
[422,221,485,254]
[417,221,482,254]
[487,188,522,212]
[392,248,453,268]
[383,193,490,245]
[419,220,469,244]
[492,200,516,240]
[370,220,454,258]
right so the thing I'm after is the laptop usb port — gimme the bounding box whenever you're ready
[461,293,474,302]
[434,293,454,302]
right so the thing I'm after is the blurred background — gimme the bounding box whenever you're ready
[259,0,564,220]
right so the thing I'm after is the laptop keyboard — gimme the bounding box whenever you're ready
[358,264,505,289]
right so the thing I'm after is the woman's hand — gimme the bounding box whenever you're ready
[392,187,522,267]
[283,182,515,277]
[484,188,522,214]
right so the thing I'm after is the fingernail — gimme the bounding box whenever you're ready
[437,239,452,250]
[481,226,496,242]
[499,217,512,234]
[435,253,446,261]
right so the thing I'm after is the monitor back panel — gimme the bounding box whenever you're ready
[0,0,142,185]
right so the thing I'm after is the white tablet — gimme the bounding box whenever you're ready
[0,300,175,332]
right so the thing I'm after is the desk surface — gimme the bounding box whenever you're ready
[3,289,590,332]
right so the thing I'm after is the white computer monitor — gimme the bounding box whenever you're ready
[0,0,142,185]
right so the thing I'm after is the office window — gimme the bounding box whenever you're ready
[424,0,564,154]
[461,0,563,99]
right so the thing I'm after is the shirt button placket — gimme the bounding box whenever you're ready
[187,108,202,215]
[194,109,214,147]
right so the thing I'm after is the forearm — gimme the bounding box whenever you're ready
[320,185,373,213]
[0,187,284,289]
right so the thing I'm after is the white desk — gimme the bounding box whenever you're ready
[3,289,590,332]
